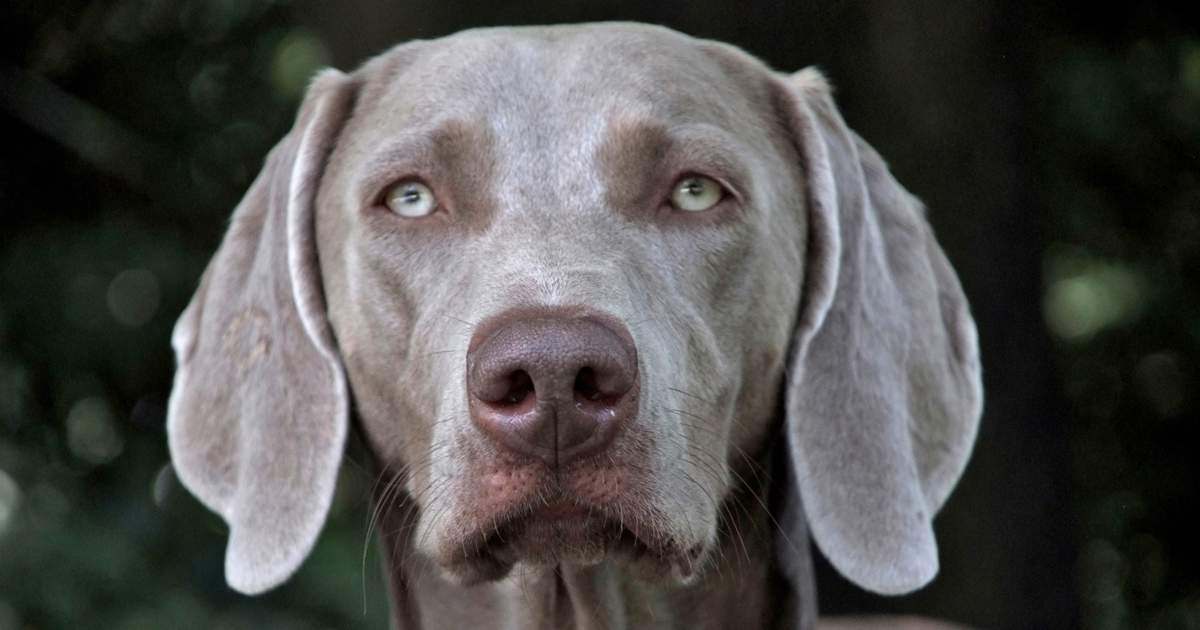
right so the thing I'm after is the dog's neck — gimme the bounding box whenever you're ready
[374,467,817,630]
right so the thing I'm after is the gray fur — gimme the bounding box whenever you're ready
[167,22,982,628]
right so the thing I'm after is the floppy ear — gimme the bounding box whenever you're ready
[167,69,357,594]
[775,68,983,595]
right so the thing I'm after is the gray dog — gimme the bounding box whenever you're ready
[167,22,982,630]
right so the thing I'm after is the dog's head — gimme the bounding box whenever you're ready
[168,23,981,598]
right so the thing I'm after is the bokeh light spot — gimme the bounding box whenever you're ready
[65,396,125,465]
[107,268,161,328]
[1044,251,1144,342]
[271,29,329,100]
[0,469,20,538]
[188,63,229,119]
[1081,537,1126,605]
[151,463,174,509]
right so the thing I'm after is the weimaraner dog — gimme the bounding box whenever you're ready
[167,22,982,630]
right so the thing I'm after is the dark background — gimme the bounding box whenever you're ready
[1,1,1197,628]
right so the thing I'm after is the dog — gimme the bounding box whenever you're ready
[167,22,982,629]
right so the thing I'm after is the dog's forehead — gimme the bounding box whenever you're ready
[356,24,758,134]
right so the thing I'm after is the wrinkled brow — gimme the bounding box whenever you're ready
[355,119,497,217]
[596,118,752,217]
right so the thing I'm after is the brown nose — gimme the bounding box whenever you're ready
[467,312,638,467]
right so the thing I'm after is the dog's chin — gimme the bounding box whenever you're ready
[436,501,709,586]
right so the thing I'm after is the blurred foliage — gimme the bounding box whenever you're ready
[0,1,385,628]
[1039,33,1200,630]
[0,1,1198,629]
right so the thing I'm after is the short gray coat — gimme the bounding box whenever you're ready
[167,22,982,629]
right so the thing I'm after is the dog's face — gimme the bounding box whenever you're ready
[167,23,981,599]
[316,27,803,582]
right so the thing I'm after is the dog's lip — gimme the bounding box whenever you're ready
[452,497,665,563]
[528,498,589,521]
[438,495,710,587]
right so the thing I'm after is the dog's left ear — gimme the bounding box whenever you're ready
[774,68,983,595]
[167,69,357,594]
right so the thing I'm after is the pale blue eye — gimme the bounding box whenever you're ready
[385,181,436,217]
[670,176,722,212]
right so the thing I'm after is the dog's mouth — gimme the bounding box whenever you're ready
[443,494,706,584]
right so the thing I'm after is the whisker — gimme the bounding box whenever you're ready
[668,386,717,407]
[443,314,477,328]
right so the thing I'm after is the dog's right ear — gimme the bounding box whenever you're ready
[773,67,983,596]
[167,69,358,595]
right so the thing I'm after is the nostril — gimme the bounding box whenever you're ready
[498,369,534,406]
[574,367,602,402]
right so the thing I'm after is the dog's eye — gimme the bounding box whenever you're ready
[669,175,723,212]
[384,180,437,218]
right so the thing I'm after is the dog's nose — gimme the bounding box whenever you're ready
[467,313,638,467]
